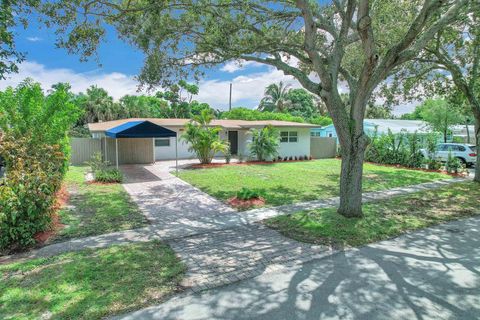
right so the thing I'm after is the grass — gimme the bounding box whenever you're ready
[55,166,148,241]
[178,159,451,207]
[0,241,186,320]
[265,182,480,247]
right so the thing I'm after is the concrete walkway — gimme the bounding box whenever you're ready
[115,215,480,320]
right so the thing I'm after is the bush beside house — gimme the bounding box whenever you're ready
[365,129,429,169]
[0,136,66,250]
[249,125,280,161]
[0,80,79,251]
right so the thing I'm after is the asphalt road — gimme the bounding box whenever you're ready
[117,216,480,320]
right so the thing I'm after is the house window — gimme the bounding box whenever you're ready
[328,133,333,137]
[155,138,170,147]
[280,131,298,143]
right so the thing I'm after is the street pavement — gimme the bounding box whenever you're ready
[116,216,480,320]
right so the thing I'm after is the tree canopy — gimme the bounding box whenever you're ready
[419,99,463,143]
[2,0,470,217]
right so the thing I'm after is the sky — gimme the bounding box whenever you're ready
[1,16,417,115]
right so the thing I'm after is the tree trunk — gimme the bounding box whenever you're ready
[466,122,471,144]
[337,135,368,218]
[474,119,480,183]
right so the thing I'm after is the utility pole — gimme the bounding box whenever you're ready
[229,83,232,111]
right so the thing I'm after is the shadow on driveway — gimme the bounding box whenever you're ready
[116,216,480,320]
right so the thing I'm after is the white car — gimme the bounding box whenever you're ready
[420,143,477,167]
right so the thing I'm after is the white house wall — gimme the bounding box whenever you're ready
[277,127,311,158]
[154,128,195,160]
[92,126,313,162]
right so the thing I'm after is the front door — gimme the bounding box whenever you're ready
[228,131,238,155]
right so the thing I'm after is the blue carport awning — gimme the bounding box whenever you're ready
[105,120,177,138]
[104,120,179,171]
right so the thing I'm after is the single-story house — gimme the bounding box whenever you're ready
[311,119,436,143]
[87,118,320,164]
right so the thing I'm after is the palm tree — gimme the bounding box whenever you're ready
[249,125,280,161]
[258,82,291,112]
[80,86,118,123]
[181,109,229,164]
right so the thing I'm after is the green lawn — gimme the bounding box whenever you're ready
[0,241,185,320]
[0,241,185,319]
[178,159,451,207]
[265,182,479,247]
[55,166,148,241]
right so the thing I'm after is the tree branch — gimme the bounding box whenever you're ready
[240,55,321,95]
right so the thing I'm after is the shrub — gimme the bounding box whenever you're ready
[424,157,442,170]
[249,125,280,161]
[220,107,305,123]
[86,152,109,172]
[94,168,123,183]
[236,187,263,200]
[0,81,78,251]
[0,80,81,178]
[445,151,463,174]
[405,132,424,168]
[0,135,65,250]
[365,129,426,168]
[225,150,232,164]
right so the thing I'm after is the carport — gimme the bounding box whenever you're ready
[105,120,179,172]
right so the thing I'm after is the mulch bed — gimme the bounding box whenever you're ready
[33,184,69,245]
[86,180,120,185]
[228,196,266,209]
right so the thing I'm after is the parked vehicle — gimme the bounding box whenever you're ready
[420,143,477,167]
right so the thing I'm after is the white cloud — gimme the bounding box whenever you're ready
[3,60,408,114]
[220,60,263,73]
[26,36,43,42]
[0,61,142,99]
[196,67,302,109]
[392,100,421,116]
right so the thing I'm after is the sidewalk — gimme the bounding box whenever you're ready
[114,215,480,320]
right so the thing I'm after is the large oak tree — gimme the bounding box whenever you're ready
[32,0,470,216]
[389,1,480,182]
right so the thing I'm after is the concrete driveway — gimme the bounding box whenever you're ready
[116,216,480,320]
[120,160,237,234]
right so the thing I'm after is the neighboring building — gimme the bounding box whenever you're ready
[311,119,435,143]
[87,118,320,164]
[451,125,476,144]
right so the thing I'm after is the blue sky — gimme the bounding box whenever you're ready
[2,16,416,114]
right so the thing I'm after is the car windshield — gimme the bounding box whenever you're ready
[469,146,476,152]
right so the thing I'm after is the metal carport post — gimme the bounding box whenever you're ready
[115,138,119,169]
[175,133,178,175]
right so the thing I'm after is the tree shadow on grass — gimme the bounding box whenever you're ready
[0,242,186,320]
[124,216,480,320]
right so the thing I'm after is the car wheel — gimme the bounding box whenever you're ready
[456,157,467,166]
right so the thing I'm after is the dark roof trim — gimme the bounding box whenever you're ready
[105,121,177,138]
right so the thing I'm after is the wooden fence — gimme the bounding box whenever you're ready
[310,137,337,159]
[70,138,101,165]
[70,137,154,166]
